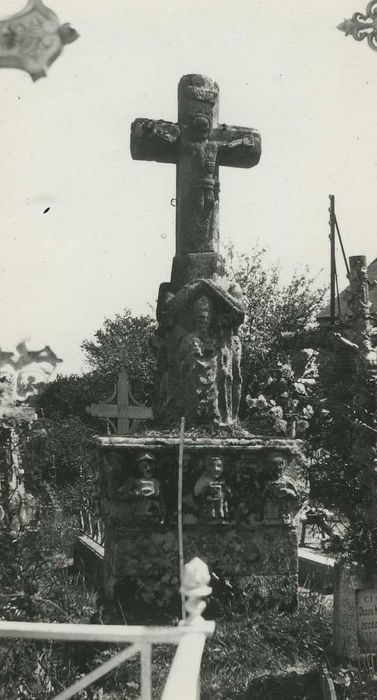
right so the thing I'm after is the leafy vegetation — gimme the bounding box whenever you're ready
[225,245,325,411]
[36,247,325,425]
[303,340,375,564]
[5,246,371,696]
[19,416,95,488]
[81,309,156,404]
[0,488,97,699]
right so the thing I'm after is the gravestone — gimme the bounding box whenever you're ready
[86,367,153,434]
[334,562,377,656]
[95,75,303,620]
[357,588,377,648]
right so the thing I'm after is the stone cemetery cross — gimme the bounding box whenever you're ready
[130,74,261,258]
[86,367,153,435]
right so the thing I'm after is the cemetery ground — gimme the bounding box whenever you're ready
[2,246,377,697]
[1,488,377,699]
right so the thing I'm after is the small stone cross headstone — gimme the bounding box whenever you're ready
[86,367,153,435]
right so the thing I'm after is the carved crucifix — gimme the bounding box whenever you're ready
[130,74,261,257]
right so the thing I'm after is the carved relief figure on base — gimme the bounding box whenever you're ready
[118,452,166,525]
[193,454,231,523]
[263,453,301,524]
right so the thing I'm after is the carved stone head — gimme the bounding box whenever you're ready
[203,454,224,480]
[191,113,211,142]
[135,451,156,479]
[266,452,286,479]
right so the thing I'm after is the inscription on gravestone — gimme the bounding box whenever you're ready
[357,588,377,649]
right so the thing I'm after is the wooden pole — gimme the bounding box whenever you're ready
[178,416,185,620]
[329,194,336,325]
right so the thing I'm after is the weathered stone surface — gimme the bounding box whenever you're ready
[131,74,260,263]
[105,524,297,616]
[97,435,302,615]
[102,446,301,527]
[86,367,153,435]
[93,75,299,622]
[154,278,245,426]
[131,74,261,427]
[170,252,225,291]
[95,434,305,452]
[357,587,377,650]
[334,561,370,657]
[334,561,377,657]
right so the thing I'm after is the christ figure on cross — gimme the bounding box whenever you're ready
[131,74,261,258]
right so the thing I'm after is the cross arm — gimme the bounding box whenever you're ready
[86,404,120,419]
[215,124,261,169]
[130,118,180,164]
[86,404,153,420]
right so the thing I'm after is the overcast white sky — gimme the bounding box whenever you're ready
[1,0,377,373]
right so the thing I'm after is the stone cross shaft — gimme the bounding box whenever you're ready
[130,74,261,257]
[86,368,153,435]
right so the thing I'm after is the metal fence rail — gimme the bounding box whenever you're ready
[0,557,214,700]
[320,665,337,700]
[79,498,105,546]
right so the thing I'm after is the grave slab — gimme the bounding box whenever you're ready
[333,561,377,657]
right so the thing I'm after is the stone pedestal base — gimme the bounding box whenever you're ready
[95,434,303,621]
[104,524,297,617]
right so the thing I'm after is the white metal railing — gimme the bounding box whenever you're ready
[0,557,215,700]
[320,665,337,700]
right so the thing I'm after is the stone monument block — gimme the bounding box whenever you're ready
[96,435,302,617]
[92,74,301,621]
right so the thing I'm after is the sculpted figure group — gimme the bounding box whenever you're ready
[154,288,244,426]
[113,450,300,527]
